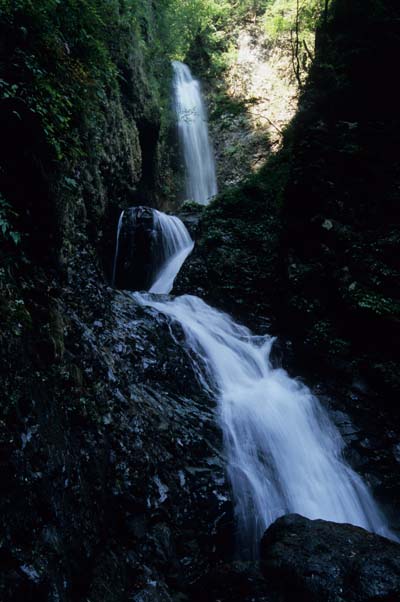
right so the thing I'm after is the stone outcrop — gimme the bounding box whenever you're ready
[260,514,400,602]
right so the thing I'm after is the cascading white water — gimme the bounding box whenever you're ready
[112,210,125,287]
[150,210,194,294]
[134,291,395,557]
[172,61,217,205]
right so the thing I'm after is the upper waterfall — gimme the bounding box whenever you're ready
[172,61,217,205]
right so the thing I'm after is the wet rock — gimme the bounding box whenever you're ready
[115,206,156,290]
[0,252,231,600]
[260,514,400,602]
[177,203,204,239]
[130,581,173,602]
[393,443,400,464]
[329,410,360,443]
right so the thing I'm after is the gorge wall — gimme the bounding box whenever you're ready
[0,2,194,599]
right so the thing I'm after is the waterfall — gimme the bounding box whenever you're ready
[172,61,217,205]
[112,211,395,556]
[112,61,395,553]
[134,292,395,557]
[150,210,194,294]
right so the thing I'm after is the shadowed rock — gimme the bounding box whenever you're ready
[260,513,400,602]
[114,206,156,291]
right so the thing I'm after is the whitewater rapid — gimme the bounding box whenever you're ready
[111,207,193,294]
[113,61,395,555]
[135,291,394,556]
[129,209,395,558]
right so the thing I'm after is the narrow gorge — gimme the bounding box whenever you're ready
[1,1,400,601]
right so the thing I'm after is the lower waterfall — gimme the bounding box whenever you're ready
[119,208,395,557]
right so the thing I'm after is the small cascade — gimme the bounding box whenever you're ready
[111,207,193,294]
[172,61,217,205]
[112,210,125,287]
[150,210,194,294]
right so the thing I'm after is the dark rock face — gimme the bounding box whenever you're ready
[279,0,400,401]
[114,205,200,293]
[114,206,157,291]
[260,514,400,602]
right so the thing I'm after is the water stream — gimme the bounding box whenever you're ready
[172,61,217,205]
[120,209,394,557]
[135,288,394,557]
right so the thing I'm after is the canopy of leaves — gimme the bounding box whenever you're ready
[264,0,325,38]
[0,0,323,164]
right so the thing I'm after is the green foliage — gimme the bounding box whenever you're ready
[155,0,324,82]
[157,0,270,76]
[180,200,206,212]
[0,0,192,162]
[0,0,299,170]
[264,0,324,39]
[347,284,400,317]
[157,0,230,60]
[264,0,326,84]
[307,320,350,357]
[0,194,20,246]
[211,92,254,119]
[0,0,122,159]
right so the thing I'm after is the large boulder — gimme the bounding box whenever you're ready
[114,206,158,291]
[260,514,400,602]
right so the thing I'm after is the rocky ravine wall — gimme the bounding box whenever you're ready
[0,3,194,600]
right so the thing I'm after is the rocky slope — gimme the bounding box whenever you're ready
[1,253,231,599]
[0,2,201,599]
[261,514,400,602]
